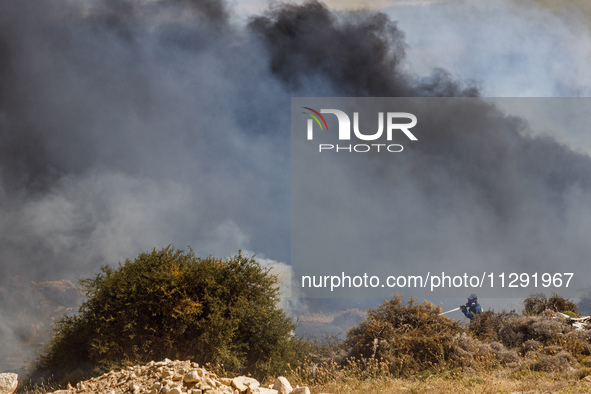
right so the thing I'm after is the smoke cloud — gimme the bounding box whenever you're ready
[0,0,291,284]
[292,97,591,299]
[389,0,591,97]
[249,1,477,97]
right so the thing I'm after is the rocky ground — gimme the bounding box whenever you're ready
[43,359,318,394]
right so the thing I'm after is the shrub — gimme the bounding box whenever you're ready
[449,334,519,369]
[548,293,579,315]
[496,313,591,361]
[521,339,543,355]
[34,247,302,383]
[523,293,548,315]
[522,351,576,372]
[345,294,465,376]
[488,342,520,365]
[559,331,591,360]
[498,315,565,349]
[524,292,579,315]
[469,310,518,342]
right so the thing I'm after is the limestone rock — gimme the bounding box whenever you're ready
[185,370,201,383]
[41,360,292,394]
[232,376,260,392]
[0,373,18,394]
[291,387,311,394]
[272,377,293,394]
[249,388,278,394]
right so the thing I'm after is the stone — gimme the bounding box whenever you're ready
[291,388,310,394]
[231,376,260,392]
[41,359,264,394]
[248,388,278,394]
[156,359,172,367]
[272,377,293,394]
[185,371,201,383]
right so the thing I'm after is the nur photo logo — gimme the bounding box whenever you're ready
[302,107,418,153]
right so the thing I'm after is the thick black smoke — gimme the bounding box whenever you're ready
[0,0,590,372]
[249,1,478,97]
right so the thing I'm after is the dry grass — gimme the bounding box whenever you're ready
[308,375,591,393]
[285,294,591,393]
[292,367,591,393]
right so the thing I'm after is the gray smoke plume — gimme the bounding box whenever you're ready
[0,0,293,371]
[1,0,591,372]
[0,0,290,282]
[0,0,478,286]
[390,0,591,97]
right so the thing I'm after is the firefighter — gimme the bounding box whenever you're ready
[461,293,483,320]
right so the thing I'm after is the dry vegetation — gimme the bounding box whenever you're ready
[281,293,591,394]
[22,281,591,393]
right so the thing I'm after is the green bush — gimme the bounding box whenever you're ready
[34,247,302,383]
